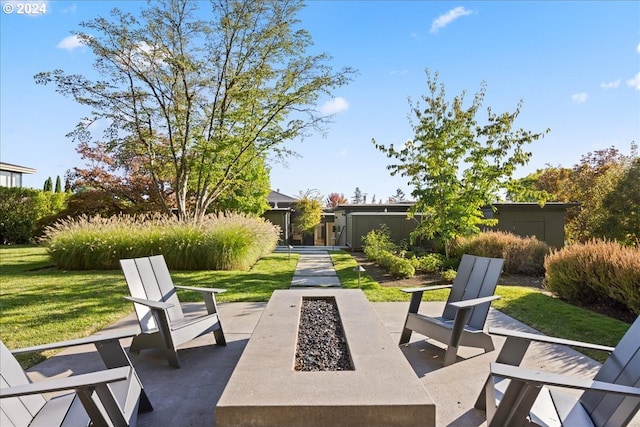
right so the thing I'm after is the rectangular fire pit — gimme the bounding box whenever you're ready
[215,289,435,427]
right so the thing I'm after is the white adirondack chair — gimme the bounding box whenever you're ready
[476,315,640,426]
[399,254,504,366]
[0,330,152,427]
[120,255,226,368]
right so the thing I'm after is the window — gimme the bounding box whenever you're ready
[0,170,22,188]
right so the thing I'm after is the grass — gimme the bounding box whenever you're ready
[0,245,298,367]
[330,250,631,362]
[1,246,632,366]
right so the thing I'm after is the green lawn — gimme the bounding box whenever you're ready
[1,246,631,367]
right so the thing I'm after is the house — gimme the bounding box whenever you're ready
[332,202,572,250]
[262,190,572,249]
[262,190,336,246]
[0,162,36,188]
[263,190,297,245]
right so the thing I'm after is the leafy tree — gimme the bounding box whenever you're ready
[565,147,625,242]
[510,144,638,244]
[54,176,62,193]
[373,70,548,257]
[43,177,53,192]
[352,187,363,204]
[598,157,640,245]
[326,192,347,208]
[210,155,271,215]
[35,0,355,221]
[294,189,323,235]
[508,166,571,202]
[0,187,68,243]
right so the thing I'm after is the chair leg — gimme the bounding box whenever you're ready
[214,326,226,346]
[399,291,424,345]
[166,349,181,368]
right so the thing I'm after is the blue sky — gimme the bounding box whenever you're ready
[1,1,639,203]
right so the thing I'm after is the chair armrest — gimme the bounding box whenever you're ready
[0,367,131,399]
[175,285,226,294]
[449,295,501,309]
[490,363,640,397]
[124,296,174,310]
[488,327,615,352]
[401,285,452,293]
[10,330,140,355]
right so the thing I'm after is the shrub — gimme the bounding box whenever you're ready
[0,187,68,244]
[362,225,396,261]
[442,269,457,283]
[452,231,551,276]
[411,253,444,273]
[42,213,280,271]
[389,256,415,278]
[544,239,640,314]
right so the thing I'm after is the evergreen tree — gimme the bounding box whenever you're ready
[43,177,53,192]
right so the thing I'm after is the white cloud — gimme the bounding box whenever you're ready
[637,42,640,54]
[600,79,620,89]
[430,6,474,34]
[389,69,408,76]
[571,92,588,104]
[320,97,349,115]
[626,72,640,91]
[56,35,84,51]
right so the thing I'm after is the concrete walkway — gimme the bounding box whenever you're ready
[18,249,640,426]
[289,250,340,288]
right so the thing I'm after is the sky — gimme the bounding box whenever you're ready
[1,1,639,204]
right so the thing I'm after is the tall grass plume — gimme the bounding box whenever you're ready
[42,213,280,271]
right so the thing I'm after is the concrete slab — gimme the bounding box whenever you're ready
[215,289,436,427]
[290,275,341,287]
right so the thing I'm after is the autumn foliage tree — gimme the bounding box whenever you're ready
[325,192,347,208]
[511,144,639,244]
[36,0,354,221]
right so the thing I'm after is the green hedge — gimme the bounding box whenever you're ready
[42,213,281,270]
[544,240,640,314]
[0,187,68,244]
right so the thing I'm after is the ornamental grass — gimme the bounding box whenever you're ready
[544,239,640,315]
[42,213,280,271]
[452,231,551,276]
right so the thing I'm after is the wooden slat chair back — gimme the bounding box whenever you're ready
[582,316,640,426]
[120,255,226,368]
[400,254,504,366]
[121,258,158,333]
[441,254,503,329]
[1,341,47,427]
[0,333,152,427]
[148,255,186,324]
[478,315,640,426]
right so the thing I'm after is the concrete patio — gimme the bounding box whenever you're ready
[22,299,639,426]
[16,249,639,426]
